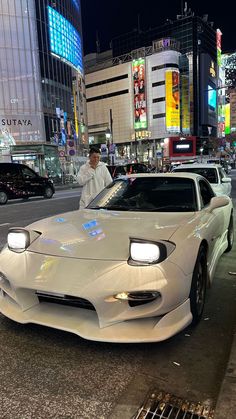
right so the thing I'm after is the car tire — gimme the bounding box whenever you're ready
[0,191,8,205]
[225,213,234,253]
[190,245,207,326]
[44,186,54,199]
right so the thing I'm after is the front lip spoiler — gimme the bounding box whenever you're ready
[0,296,192,343]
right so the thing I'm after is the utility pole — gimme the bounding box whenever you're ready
[109,109,114,165]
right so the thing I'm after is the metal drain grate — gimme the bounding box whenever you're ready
[134,390,214,419]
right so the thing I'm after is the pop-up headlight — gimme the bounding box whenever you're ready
[8,228,40,253]
[129,238,175,265]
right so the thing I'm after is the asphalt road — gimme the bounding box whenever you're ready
[0,181,236,418]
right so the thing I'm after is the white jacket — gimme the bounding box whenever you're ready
[77,161,112,208]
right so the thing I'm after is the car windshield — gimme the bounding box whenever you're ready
[87,177,197,212]
[175,168,218,184]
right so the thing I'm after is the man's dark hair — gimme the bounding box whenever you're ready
[89,147,101,156]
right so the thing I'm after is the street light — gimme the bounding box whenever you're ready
[200,147,204,163]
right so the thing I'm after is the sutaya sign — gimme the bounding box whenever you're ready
[1,119,32,126]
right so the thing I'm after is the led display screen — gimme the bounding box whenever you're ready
[165,70,180,132]
[47,6,83,73]
[172,140,193,154]
[208,85,216,110]
[225,103,230,134]
[132,58,147,130]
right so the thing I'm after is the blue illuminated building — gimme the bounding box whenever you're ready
[0,0,87,150]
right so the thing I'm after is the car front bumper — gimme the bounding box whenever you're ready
[0,249,193,343]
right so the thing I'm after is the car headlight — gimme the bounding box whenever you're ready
[7,228,41,253]
[128,238,175,265]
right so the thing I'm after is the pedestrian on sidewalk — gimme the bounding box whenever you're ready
[77,147,112,209]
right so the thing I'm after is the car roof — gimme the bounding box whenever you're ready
[118,172,202,181]
[173,163,222,169]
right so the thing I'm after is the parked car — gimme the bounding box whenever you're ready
[107,163,149,178]
[0,163,55,205]
[207,158,232,174]
[172,163,232,196]
[0,173,233,343]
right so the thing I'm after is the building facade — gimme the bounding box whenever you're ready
[85,13,221,163]
[0,0,87,176]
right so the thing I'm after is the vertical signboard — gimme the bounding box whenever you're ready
[230,91,236,131]
[216,29,222,66]
[165,70,180,132]
[225,103,230,134]
[132,58,147,130]
[181,74,190,134]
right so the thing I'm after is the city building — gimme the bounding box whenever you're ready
[85,11,222,164]
[0,0,87,179]
[222,52,236,149]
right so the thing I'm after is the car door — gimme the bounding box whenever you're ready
[20,165,44,197]
[198,178,225,270]
[219,167,231,196]
[0,164,22,199]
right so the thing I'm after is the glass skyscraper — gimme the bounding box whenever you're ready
[0,0,87,148]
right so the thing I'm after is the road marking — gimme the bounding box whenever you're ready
[0,223,10,227]
[0,192,81,209]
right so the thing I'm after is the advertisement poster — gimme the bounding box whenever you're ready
[165,70,180,133]
[132,58,147,130]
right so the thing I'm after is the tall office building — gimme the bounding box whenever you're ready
[85,11,221,162]
[0,0,87,174]
[111,13,219,140]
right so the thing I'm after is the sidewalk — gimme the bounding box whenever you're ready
[214,289,236,419]
[54,182,81,191]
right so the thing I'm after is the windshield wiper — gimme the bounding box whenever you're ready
[88,205,131,211]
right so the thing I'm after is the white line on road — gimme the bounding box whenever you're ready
[0,223,10,227]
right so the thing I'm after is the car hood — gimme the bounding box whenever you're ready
[27,209,195,260]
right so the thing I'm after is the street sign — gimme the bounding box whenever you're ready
[109,143,116,154]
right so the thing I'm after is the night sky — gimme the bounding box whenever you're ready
[81,0,235,56]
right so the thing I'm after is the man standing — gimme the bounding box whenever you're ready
[77,147,112,209]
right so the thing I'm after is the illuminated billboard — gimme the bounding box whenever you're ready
[169,136,196,158]
[208,85,216,111]
[225,103,230,134]
[132,58,147,130]
[47,6,83,73]
[181,74,190,134]
[165,70,180,132]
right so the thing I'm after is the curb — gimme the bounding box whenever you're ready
[214,330,236,419]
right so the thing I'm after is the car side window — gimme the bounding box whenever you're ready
[21,166,38,179]
[219,168,226,181]
[199,179,214,208]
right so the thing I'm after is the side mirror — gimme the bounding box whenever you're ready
[222,177,231,183]
[209,195,231,211]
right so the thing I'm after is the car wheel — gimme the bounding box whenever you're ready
[225,213,234,253]
[190,245,207,326]
[44,186,54,199]
[0,191,8,205]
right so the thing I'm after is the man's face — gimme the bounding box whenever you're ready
[89,152,100,168]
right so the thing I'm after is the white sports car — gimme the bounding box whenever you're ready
[0,173,234,343]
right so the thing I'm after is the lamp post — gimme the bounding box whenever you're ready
[106,109,114,165]
[105,128,111,164]
[160,141,165,171]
